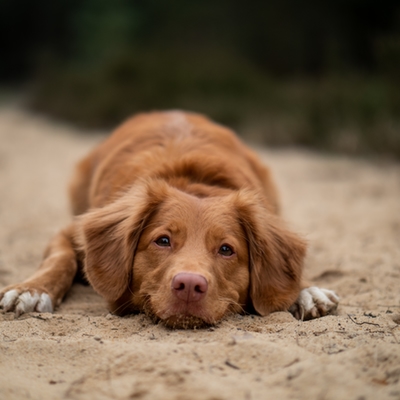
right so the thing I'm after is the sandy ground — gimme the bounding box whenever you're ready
[0,106,399,400]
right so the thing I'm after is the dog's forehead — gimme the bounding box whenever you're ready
[154,191,241,232]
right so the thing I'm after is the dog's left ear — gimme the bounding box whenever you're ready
[235,191,306,316]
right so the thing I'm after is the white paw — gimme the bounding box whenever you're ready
[289,287,339,320]
[0,289,53,316]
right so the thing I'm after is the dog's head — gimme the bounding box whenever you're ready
[78,180,305,328]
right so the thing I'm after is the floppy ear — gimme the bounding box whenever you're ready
[77,180,168,303]
[235,190,306,316]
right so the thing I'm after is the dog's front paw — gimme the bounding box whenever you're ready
[0,286,53,316]
[289,287,339,320]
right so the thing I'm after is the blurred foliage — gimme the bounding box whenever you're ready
[1,0,400,157]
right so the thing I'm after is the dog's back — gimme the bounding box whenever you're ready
[69,111,279,215]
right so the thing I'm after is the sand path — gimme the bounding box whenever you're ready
[0,107,399,400]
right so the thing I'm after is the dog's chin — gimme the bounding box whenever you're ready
[143,302,215,329]
[162,314,211,329]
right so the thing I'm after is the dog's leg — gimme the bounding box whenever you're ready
[0,224,78,316]
[289,287,339,320]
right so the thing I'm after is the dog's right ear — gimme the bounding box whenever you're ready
[234,190,306,316]
[76,180,169,303]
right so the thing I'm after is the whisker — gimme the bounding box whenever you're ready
[111,299,134,314]
[218,296,246,314]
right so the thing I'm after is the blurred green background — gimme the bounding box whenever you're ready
[1,0,400,157]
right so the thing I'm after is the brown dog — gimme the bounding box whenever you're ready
[0,111,338,327]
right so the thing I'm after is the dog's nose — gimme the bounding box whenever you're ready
[171,273,208,303]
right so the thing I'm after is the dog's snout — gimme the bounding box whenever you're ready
[171,273,208,303]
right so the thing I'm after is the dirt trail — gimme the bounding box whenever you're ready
[0,107,399,400]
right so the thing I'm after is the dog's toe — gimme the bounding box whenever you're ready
[0,289,20,312]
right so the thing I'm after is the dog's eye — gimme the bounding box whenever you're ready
[155,236,171,247]
[218,244,234,257]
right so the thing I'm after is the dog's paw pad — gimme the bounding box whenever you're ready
[289,287,339,320]
[0,289,53,316]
